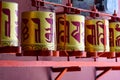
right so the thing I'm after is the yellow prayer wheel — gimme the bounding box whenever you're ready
[0,1,18,46]
[85,19,109,52]
[56,14,85,51]
[109,22,120,52]
[21,11,56,51]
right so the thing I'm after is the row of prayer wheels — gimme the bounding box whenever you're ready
[0,1,120,54]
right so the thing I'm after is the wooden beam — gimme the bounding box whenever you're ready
[51,66,81,72]
[59,51,86,57]
[1,60,120,67]
[96,67,112,80]
[96,67,120,70]
[22,50,86,57]
[116,53,120,57]
[55,68,68,80]
[87,52,116,58]
[22,50,53,56]
[0,46,21,53]
[98,52,115,58]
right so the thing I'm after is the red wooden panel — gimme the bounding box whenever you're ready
[22,50,86,57]
[51,67,81,72]
[0,60,120,67]
[0,46,21,53]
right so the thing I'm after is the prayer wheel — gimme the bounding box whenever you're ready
[0,1,18,46]
[85,19,110,52]
[21,11,56,51]
[109,22,120,52]
[56,14,85,51]
[109,11,120,52]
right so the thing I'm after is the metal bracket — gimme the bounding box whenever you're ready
[51,67,81,80]
[96,67,120,80]
[96,67,112,80]
[55,68,68,80]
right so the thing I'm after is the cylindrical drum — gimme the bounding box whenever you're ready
[109,22,120,52]
[56,14,85,51]
[0,1,18,46]
[85,19,109,52]
[21,11,56,51]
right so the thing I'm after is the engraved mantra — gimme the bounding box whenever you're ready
[110,24,120,47]
[57,17,84,43]
[86,21,107,45]
[2,8,10,37]
[2,8,18,38]
[22,15,53,43]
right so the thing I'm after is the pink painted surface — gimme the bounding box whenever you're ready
[0,54,95,80]
[1,60,120,67]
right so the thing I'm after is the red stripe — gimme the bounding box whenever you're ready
[64,14,67,50]
[104,20,107,51]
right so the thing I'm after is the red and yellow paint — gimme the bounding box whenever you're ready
[109,22,120,52]
[85,19,109,52]
[21,11,56,50]
[56,14,85,51]
[0,1,18,46]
